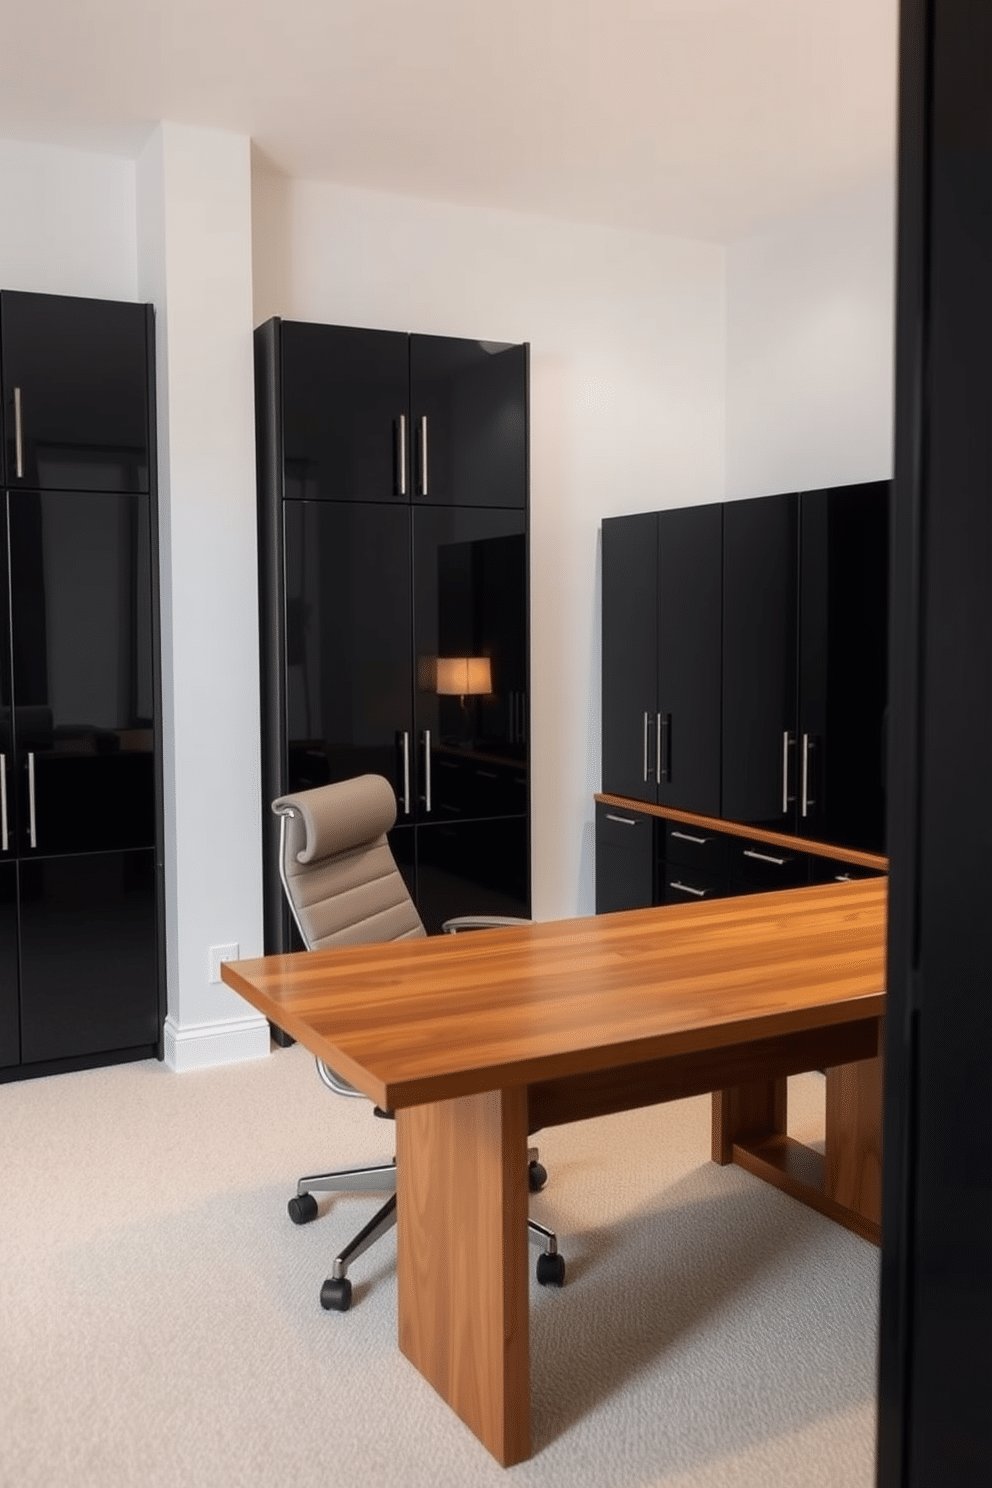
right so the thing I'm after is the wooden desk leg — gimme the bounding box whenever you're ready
[825,1022,885,1240]
[395,1088,531,1467]
[712,1077,788,1164]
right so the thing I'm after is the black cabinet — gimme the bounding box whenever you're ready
[268,320,526,509]
[256,317,530,947]
[1,292,162,1081]
[601,503,722,813]
[594,801,655,914]
[1,290,152,494]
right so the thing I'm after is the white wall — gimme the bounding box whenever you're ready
[726,174,897,498]
[252,167,726,918]
[0,138,137,299]
[136,124,268,1070]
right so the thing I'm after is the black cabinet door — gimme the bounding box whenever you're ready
[415,816,529,934]
[283,500,414,813]
[0,862,18,1068]
[595,801,655,913]
[657,503,722,815]
[17,848,158,1065]
[410,336,527,508]
[412,506,527,825]
[1,291,150,493]
[601,512,659,803]
[7,492,156,857]
[722,493,799,831]
[279,322,409,503]
[798,482,889,853]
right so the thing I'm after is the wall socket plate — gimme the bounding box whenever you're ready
[208,943,240,983]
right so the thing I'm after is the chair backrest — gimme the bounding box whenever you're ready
[273,775,426,951]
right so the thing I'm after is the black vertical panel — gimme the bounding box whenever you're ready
[798,483,889,853]
[0,862,18,1069]
[1,291,150,493]
[657,503,722,816]
[412,505,527,828]
[721,493,799,830]
[879,2,992,1484]
[410,336,527,508]
[416,816,529,935]
[280,322,410,503]
[601,512,659,803]
[8,492,155,856]
[282,501,414,809]
[18,849,158,1064]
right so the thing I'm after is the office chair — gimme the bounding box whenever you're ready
[272,773,564,1312]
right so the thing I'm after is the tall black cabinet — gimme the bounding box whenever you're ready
[255,318,530,944]
[0,290,163,1081]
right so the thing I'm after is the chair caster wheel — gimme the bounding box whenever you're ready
[536,1252,565,1287]
[288,1193,319,1225]
[320,1276,353,1311]
[528,1160,548,1193]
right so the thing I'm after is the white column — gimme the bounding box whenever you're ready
[136,124,268,1070]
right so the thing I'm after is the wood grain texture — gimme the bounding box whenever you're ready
[222,878,887,1111]
[825,1035,885,1230]
[396,1088,530,1467]
[731,1134,881,1246]
[595,793,890,871]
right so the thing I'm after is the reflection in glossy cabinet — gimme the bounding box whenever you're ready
[0,863,18,1068]
[1,291,151,493]
[410,337,527,508]
[416,817,529,935]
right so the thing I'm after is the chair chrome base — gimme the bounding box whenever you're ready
[291,1148,563,1310]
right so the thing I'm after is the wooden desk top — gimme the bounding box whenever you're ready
[224,874,886,1113]
[223,878,886,1111]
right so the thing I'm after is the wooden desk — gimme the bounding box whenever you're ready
[223,877,886,1466]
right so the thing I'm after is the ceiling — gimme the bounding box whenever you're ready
[0,0,899,242]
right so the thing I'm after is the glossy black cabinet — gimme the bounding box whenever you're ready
[256,317,530,950]
[265,319,526,509]
[594,801,655,914]
[1,291,162,1081]
[601,503,722,813]
[1,290,151,494]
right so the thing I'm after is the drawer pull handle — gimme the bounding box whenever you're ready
[670,879,706,898]
[744,848,789,867]
[835,873,853,882]
[671,830,709,846]
[476,768,498,779]
[605,813,638,827]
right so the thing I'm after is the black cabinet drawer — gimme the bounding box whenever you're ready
[595,802,654,913]
[808,855,886,886]
[730,838,809,891]
[660,863,726,905]
[663,821,728,874]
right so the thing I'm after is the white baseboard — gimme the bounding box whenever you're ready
[163,1013,270,1072]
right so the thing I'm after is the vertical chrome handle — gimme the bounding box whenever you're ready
[656,712,662,784]
[0,754,7,852]
[801,732,810,817]
[643,712,650,782]
[419,415,428,496]
[27,751,36,848]
[401,731,411,814]
[422,729,432,812]
[14,387,24,479]
[781,731,791,814]
[396,414,407,496]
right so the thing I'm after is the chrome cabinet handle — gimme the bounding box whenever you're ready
[0,753,7,851]
[27,751,36,848]
[670,880,706,898]
[422,729,432,812]
[14,388,24,478]
[781,730,792,814]
[606,813,637,827]
[401,731,411,814]
[656,712,663,783]
[396,414,407,496]
[671,830,709,846]
[743,848,788,867]
[801,732,810,817]
[643,711,650,782]
[419,415,428,496]
[657,712,670,783]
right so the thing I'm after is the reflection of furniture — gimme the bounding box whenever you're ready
[254,317,530,946]
[1,290,162,1081]
[272,774,561,1313]
[224,876,887,1466]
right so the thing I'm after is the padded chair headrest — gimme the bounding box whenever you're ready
[272,775,398,864]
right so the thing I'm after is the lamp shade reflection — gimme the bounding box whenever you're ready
[435,656,492,698]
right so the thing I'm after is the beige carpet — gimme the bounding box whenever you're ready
[0,1046,879,1487]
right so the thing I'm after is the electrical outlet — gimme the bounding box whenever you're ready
[208,943,240,983]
